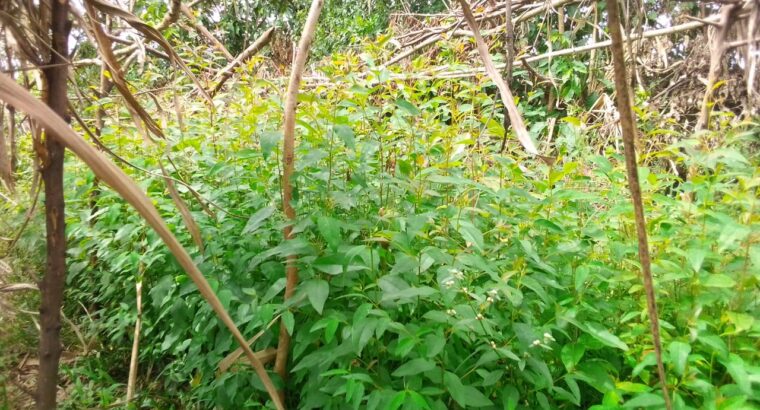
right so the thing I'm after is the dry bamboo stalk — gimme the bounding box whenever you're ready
[126,278,143,403]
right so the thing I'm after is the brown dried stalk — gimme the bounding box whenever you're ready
[607,1,672,409]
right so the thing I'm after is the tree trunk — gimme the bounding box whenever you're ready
[36,0,71,408]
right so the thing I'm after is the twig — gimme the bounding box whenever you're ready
[607,1,671,408]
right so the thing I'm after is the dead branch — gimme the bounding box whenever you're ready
[696,3,741,131]
[180,4,234,61]
[211,27,274,96]
[458,0,537,154]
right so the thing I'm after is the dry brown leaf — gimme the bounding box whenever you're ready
[0,72,284,410]
[85,0,213,105]
[84,0,164,140]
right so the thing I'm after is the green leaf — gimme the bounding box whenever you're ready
[392,358,436,377]
[668,341,691,376]
[456,221,484,252]
[723,354,751,394]
[282,310,295,336]
[561,343,585,371]
[702,274,736,288]
[305,279,329,314]
[242,206,275,234]
[585,323,628,351]
[616,381,651,393]
[623,393,665,408]
[260,130,282,158]
[685,247,706,273]
[444,372,493,407]
[396,98,421,116]
[317,216,341,251]
[424,332,445,358]
[334,125,355,149]
[387,391,406,410]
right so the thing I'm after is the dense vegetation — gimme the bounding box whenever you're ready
[0,0,758,409]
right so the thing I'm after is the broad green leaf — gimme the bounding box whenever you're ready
[702,274,736,288]
[444,372,493,407]
[584,323,629,351]
[396,98,421,116]
[668,341,691,376]
[260,130,282,158]
[623,393,665,408]
[282,310,295,336]
[616,381,651,393]
[561,343,585,371]
[723,354,751,394]
[305,279,329,314]
[317,216,341,251]
[242,206,275,234]
[456,221,484,252]
[392,358,435,377]
[334,125,355,149]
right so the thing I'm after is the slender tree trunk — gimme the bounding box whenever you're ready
[607,1,671,409]
[275,0,324,401]
[36,0,71,408]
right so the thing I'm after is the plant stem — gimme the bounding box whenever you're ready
[606,1,671,408]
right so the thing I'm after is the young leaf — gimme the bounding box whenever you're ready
[668,341,691,376]
[243,206,275,234]
[392,358,436,377]
[305,279,329,314]
[317,216,341,251]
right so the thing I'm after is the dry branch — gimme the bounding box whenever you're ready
[696,3,740,131]
[607,1,671,408]
[211,27,275,96]
[0,72,285,410]
[180,4,234,61]
[458,0,537,154]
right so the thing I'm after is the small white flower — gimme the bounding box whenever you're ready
[490,341,497,349]
[487,289,498,296]
[486,296,495,304]
[447,309,457,316]
[443,279,455,288]
[462,287,469,293]
[531,339,541,347]
[476,313,484,320]
[543,332,555,342]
